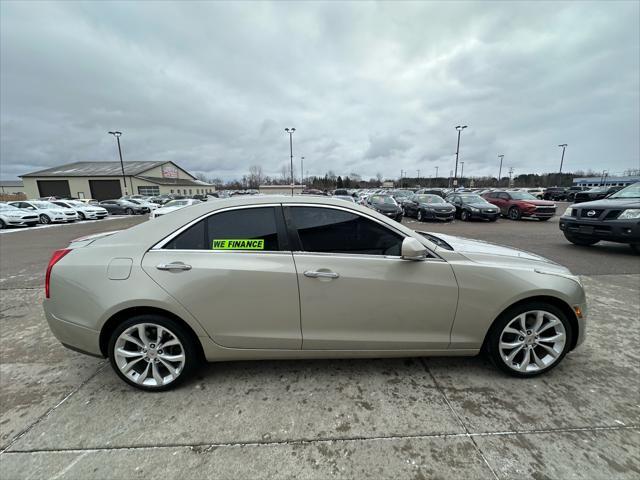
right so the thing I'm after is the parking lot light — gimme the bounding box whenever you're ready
[108,131,128,196]
[453,125,467,191]
[285,128,296,196]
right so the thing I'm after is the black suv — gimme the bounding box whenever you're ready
[573,186,622,203]
[559,183,640,253]
[543,187,567,201]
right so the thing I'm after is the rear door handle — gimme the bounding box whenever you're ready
[156,262,192,271]
[304,270,339,279]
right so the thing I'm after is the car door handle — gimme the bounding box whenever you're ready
[304,270,339,279]
[156,262,192,271]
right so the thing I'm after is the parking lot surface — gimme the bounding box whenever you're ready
[1,212,639,479]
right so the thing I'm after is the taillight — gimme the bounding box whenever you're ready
[45,249,71,299]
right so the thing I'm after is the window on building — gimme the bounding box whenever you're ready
[138,186,160,196]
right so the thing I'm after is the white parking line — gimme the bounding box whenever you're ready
[0,216,127,234]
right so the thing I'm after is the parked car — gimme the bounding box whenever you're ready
[75,198,100,205]
[573,186,623,204]
[125,199,156,212]
[0,203,39,228]
[43,196,587,391]
[333,195,356,203]
[52,200,108,220]
[565,186,587,202]
[365,194,403,222]
[543,187,567,201]
[99,199,147,215]
[483,191,557,221]
[8,200,77,224]
[415,188,448,198]
[150,199,202,219]
[526,188,545,199]
[445,193,499,221]
[403,194,456,222]
[559,183,640,253]
[388,189,414,207]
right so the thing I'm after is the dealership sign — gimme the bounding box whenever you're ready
[161,165,179,178]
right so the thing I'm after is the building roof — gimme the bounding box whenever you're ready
[0,180,24,187]
[21,161,168,177]
[135,176,212,187]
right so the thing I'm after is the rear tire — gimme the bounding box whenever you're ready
[108,315,200,392]
[563,233,599,246]
[486,301,573,377]
[508,206,521,221]
[125,208,134,215]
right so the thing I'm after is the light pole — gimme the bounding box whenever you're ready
[285,128,295,195]
[435,166,439,186]
[498,154,504,187]
[460,162,464,184]
[453,125,467,191]
[558,143,567,186]
[508,167,514,188]
[300,156,305,185]
[108,131,128,195]
[417,169,420,186]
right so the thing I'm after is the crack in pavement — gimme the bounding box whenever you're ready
[3,424,637,455]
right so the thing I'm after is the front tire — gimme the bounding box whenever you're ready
[125,208,134,215]
[417,210,424,222]
[486,302,573,377]
[39,214,51,224]
[508,206,521,220]
[461,210,470,221]
[564,233,599,246]
[78,212,85,220]
[108,315,199,391]
[0,219,5,229]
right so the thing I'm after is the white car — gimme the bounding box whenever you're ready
[126,199,159,211]
[8,200,77,224]
[150,199,202,219]
[51,200,108,220]
[0,203,40,228]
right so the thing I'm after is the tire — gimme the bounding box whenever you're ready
[0,219,5,229]
[630,244,640,254]
[508,206,521,220]
[108,315,200,391]
[563,233,599,246]
[125,208,134,215]
[78,212,85,220]
[486,301,573,377]
[39,214,51,224]
[539,217,551,221]
[417,210,424,222]
[460,210,470,221]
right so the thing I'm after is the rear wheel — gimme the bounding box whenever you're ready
[487,302,573,377]
[508,206,521,220]
[563,233,599,246]
[461,210,470,221]
[125,208,134,215]
[108,315,199,391]
[39,214,51,224]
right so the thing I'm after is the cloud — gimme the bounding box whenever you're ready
[1,0,638,182]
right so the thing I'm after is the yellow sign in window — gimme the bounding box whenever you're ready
[212,239,265,250]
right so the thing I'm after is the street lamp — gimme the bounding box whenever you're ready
[300,156,305,185]
[453,125,468,191]
[558,144,568,186]
[498,154,504,187]
[284,128,296,195]
[460,162,464,183]
[108,131,128,195]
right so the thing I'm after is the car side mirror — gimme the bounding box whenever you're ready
[401,237,428,261]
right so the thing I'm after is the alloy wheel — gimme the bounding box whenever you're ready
[461,210,469,221]
[508,207,521,220]
[499,310,566,373]
[40,214,50,224]
[113,323,186,387]
[417,210,423,221]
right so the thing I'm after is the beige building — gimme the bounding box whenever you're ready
[21,161,215,200]
[258,184,305,195]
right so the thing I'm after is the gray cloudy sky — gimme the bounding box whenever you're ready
[1,0,639,182]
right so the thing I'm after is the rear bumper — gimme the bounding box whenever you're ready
[44,308,103,357]
[559,217,640,243]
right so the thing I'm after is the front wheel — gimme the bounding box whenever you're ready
[486,302,573,377]
[508,206,521,220]
[0,219,5,229]
[39,214,51,224]
[460,210,470,221]
[108,315,199,391]
[125,208,134,215]
[78,212,85,220]
[564,233,599,246]
[417,210,424,222]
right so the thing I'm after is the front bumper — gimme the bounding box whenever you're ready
[424,210,455,221]
[4,217,38,226]
[560,217,640,243]
[523,207,556,219]
[468,209,499,220]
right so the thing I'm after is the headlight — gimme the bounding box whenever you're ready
[563,207,573,216]
[619,209,640,219]
[470,207,479,212]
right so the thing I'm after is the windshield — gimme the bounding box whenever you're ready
[165,200,189,207]
[392,190,413,197]
[31,201,57,209]
[458,194,484,203]
[370,195,397,205]
[67,200,85,207]
[608,183,640,199]
[415,194,445,204]
[509,192,537,200]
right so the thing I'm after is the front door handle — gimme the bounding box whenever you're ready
[156,262,192,271]
[304,270,339,279]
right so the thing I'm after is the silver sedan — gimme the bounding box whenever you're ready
[43,196,586,391]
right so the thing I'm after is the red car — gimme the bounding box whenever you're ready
[482,191,557,221]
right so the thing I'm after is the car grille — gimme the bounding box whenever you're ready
[64,212,75,216]
[482,208,497,213]
[23,215,38,220]
[535,206,556,212]
[580,209,603,218]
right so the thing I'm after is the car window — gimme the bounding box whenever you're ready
[289,206,403,256]
[498,193,510,200]
[164,207,280,251]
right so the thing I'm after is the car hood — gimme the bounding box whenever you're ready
[419,202,454,209]
[428,232,570,273]
[521,199,555,206]
[464,202,496,209]
[572,198,640,209]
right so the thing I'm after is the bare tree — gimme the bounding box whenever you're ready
[247,165,264,188]
[376,172,383,185]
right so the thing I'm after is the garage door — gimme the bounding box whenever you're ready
[37,180,71,198]
[89,180,122,200]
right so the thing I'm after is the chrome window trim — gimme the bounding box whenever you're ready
[151,203,282,251]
